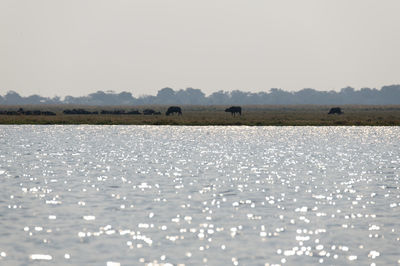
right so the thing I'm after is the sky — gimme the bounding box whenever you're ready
[1,0,400,97]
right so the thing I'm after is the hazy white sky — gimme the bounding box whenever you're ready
[1,0,399,97]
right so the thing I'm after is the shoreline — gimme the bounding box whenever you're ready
[0,105,399,126]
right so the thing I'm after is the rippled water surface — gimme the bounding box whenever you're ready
[0,126,399,265]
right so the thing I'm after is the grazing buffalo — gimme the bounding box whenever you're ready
[166,106,182,116]
[63,109,95,115]
[126,110,141,115]
[143,109,156,115]
[143,109,161,115]
[42,111,56,116]
[101,110,126,115]
[32,110,42,115]
[328,107,343,115]
[4,111,18,115]
[225,106,242,116]
[2,108,57,116]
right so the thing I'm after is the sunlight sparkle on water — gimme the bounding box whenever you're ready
[0,126,399,265]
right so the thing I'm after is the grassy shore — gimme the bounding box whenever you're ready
[0,105,399,126]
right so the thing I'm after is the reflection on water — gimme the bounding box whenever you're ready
[0,126,399,265]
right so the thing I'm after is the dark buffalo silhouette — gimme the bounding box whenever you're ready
[126,110,141,115]
[143,109,161,115]
[0,108,57,116]
[5,111,18,115]
[225,106,242,116]
[101,110,126,115]
[143,109,156,115]
[42,111,56,116]
[63,109,96,115]
[166,106,182,116]
[328,107,343,115]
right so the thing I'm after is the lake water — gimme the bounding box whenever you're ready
[0,126,399,265]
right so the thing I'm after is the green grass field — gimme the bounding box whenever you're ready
[0,105,399,126]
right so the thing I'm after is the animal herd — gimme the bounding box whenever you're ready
[0,108,56,116]
[0,106,345,116]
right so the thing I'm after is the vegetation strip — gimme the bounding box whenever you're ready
[0,105,399,126]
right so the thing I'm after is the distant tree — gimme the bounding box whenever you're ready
[51,96,62,104]
[269,88,295,104]
[88,91,108,104]
[358,88,379,105]
[25,94,50,104]
[380,85,400,104]
[339,87,357,104]
[156,87,176,104]
[4,91,24,104]
[1,85,400,105]
[207,90,230,105]
[81,90,137,105]
[230,90,252,104]
[176,88,206,105]
[295,88,325,104]
[117,91,137,105]
[325,90,341,104]
[247,92,270,104]
[64,95,77,104]
[137,95,156,105]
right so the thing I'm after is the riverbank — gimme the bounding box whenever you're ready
[0,105,399,126]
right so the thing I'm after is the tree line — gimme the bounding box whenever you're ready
[1,85,399,105]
